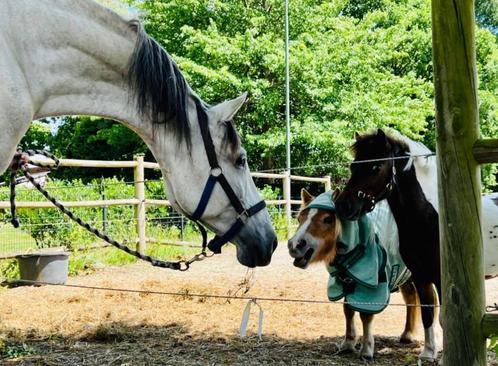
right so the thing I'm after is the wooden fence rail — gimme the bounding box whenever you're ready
[1,156,331,256]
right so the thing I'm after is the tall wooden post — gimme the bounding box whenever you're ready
[432,0,486,364]
[134,154,146,254]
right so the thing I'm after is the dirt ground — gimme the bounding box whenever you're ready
[1,243,497,365]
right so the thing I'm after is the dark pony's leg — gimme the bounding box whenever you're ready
[414,281,441,361]
[339,303,357,353]
[400,281,419,343]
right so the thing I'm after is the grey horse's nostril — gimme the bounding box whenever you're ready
[296,239,307,249]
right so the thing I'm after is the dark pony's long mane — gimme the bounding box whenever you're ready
[351,131,410,159]
[127,20,191,146]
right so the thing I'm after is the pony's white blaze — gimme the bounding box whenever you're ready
[401,135,498,278]
[0,0,277,267]
[289,208,318,250]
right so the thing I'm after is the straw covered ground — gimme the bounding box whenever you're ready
[1,244,497,365]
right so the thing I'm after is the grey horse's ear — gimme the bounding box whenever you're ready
[210,92,247,122]
[301,188,314,207]
[332,187,341,202]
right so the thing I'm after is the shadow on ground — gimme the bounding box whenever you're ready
[1,322,427,366]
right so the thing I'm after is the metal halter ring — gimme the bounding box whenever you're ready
[210,167,222,177]
[237,209,250,223]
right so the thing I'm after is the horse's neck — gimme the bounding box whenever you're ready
[387,165,437,224]
[4,0,146,134]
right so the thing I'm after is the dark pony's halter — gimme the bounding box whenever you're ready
[356,156,398,212]
[190,100,266,254]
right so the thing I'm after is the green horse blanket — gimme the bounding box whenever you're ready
[307,191,410,314]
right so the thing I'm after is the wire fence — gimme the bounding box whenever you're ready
[0,174,307,258]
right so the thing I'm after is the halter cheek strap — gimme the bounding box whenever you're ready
[357,161,397,212]
[191,100,266,254]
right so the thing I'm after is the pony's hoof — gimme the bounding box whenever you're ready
[400,332,416,344]
[336,338,357,354]
[360,355,374,362]
[418,350,438,363]
[335,346,355,355]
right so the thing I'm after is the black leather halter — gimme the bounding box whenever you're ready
[356,157,397,212]
[188,100,266,254]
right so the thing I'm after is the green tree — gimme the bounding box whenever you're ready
[18,120,52,151]
[129,0,498,189]
[20,0,496,189]
[476,0,498,31]
[49,117,152,181]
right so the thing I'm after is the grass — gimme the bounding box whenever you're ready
[0,225,38,255]
[0,217,203,280]
[0,341,36,359]
[68,243,199,276]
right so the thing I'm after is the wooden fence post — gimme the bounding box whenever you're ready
[432,0,486,364]
[134,154,146,254]
[283,170,292,239]
[324,176,331,192]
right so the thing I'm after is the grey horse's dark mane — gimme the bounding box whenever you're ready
[127,21,241,155]
[127,20,192,147]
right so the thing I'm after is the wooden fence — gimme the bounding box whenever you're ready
[0,155,331,257]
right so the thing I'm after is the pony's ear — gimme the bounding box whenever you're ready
[209,92,248,122]
[332,187,341,202]
[376,128,387,141]
[301,188,314,206]
[354,131,361,141]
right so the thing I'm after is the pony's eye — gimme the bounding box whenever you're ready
[323,215,334,224]
[235,155,246,168]
[372,165,380,172]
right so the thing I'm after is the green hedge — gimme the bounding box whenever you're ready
[0,179,289,253]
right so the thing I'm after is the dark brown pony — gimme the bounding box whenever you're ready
[288,189,420,360]
[335,129,440,361]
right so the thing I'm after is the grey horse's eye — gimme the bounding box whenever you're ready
[235,154,246,168]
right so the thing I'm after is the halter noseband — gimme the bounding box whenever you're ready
[189,100,266,254]
[356,157,397,212]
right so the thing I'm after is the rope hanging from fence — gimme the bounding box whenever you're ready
[7,149,212,271]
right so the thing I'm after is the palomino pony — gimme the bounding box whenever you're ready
[288,189,419,360]
[335,129,498,361]
[0,0,277,267]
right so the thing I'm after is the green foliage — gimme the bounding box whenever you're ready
[16,0,498,189]
[490,335,498,358]
[0,342,35,359]
[124,0,498,190]
[0,177,204,278]
[19,120,52,151]
[0,260,19,280]
[67,245,195,276]
[476,0,498,31]
[0,178,137,249]
[49,117,153,181]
